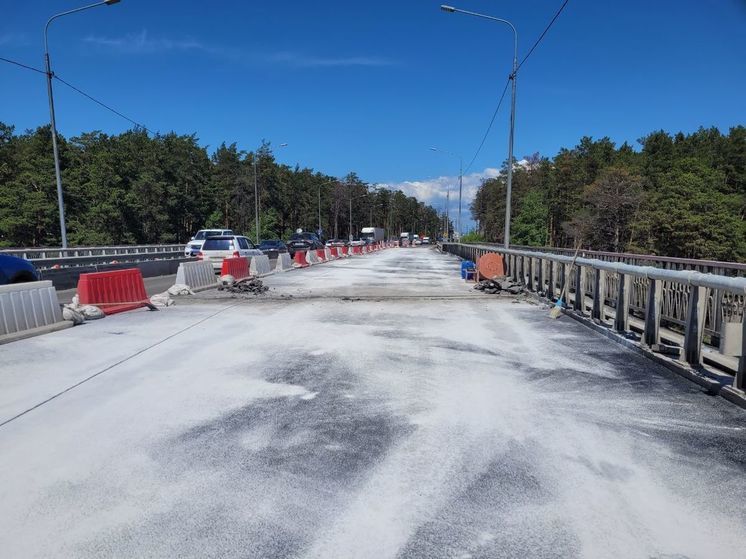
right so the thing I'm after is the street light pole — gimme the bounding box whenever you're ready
[44,0,121,249]
[440,4,518,248]
[429,146,463,239]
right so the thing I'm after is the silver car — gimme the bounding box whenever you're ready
[198,235,263,271]
[185,229,234,256]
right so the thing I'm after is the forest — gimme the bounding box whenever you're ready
[0,122,443,247]
[470,126,745,261]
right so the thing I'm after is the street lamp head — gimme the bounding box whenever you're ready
[104,0,121,5]
[440,5,456,13]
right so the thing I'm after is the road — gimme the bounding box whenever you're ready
[1,248,744,558]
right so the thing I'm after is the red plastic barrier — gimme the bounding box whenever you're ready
[221,256,250,279]
[330,247,339,258]
[77,268,149,315]
[341,246,349,256]
[352,246,362,254]
[316,248,327,262]
[293,250,309,268]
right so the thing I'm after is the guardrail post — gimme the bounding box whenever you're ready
[643,279,663,346]
[614,273,630,333]
[683,286,707,366]
[592,268,606,321]
[736,317,745,391]
[547,260,555,300]
[537,258,544,293]
[526,257,534,291]
[573,264,584,312]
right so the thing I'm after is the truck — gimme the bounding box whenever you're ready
[399,232,411,247]
[360,227,385,244]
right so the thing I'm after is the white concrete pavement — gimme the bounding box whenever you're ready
[0,247,744,558]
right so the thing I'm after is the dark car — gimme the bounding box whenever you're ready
[258,239,289,260]
[0,254,41,285]
[286,232,324,257]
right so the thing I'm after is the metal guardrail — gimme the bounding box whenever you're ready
[474,243,746,276]
[442,243,745,392]
[1,244,187,270]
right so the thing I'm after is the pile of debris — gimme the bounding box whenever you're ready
[474,276,524,295]
[218,276,269,295]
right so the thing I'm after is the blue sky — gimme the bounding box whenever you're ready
[2,0,745,230]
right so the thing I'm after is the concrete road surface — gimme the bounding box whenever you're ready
[1,248,744,558]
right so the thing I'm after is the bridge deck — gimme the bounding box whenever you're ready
[1,248,744,558]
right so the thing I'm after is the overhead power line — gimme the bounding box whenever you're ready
[516,0,570,72]
[462,0,570,174]
[463,78,510,174]
[53,75,153,134]
[1,54,153,134]
[0,55,45,75]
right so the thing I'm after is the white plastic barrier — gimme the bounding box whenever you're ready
[175,261,217,292]
[276,252,292,272]
[306,250,320,265]
[250,254,272,276]
[0,280,71,344]
[324,248,333,261]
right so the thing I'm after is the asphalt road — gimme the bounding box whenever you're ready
[1,248,744,558]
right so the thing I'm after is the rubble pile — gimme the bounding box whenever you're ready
[474,277,524,295]
[219,277,269,295]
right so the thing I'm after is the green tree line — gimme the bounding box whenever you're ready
[471,126,745,261]
[0,122,445,247]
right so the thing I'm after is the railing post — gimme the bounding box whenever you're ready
[526,257,534,291]
[643,279,663,346]
[537,258,544,294]
[592,268,606,322]
[547,260,555,300]
[683,286,707,367]
[573,264,583,312]
[736,316,745,391]
[614,273,630,333]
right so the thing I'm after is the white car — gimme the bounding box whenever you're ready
[185,229,234,256]
[198,235,263,271]
[422,237,431,245]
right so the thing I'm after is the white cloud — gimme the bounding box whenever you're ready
[83,31,394,67]
[375,167,502,231]
[0,32,29,47]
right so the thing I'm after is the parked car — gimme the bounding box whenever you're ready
[197,235,263,271]
[348,238,365,247]
[422,237,431,245]
[185,229,234,256]
[0,254,41,285]
[325,239,346,248]
[286,232,324,257]
[258,239,288,260]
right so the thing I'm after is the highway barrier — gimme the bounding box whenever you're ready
[77,268,150,315]
[316,249,327,262]
[340,246,349,257]
[324,248,334,260]
[175,261,217,292]
[0,280,71,344]
[329,247,339,258]
[307,250,320,265]
[250,255,272,276]
[276,252,293,272]
[352,246,362,255]
[220,257,250,280]
[293,251,309,268]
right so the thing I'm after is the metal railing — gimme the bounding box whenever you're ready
[442,243,746,392]
[1,244,187,270]
[476,243,746,277]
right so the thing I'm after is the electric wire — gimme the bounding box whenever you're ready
[1,54,153,134]
[461,0,570,174]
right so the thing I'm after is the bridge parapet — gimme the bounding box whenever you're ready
[442,243,746,396]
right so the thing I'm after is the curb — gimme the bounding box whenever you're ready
[0,320,73,346]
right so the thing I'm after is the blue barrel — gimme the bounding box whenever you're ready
[461,260,475,279]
